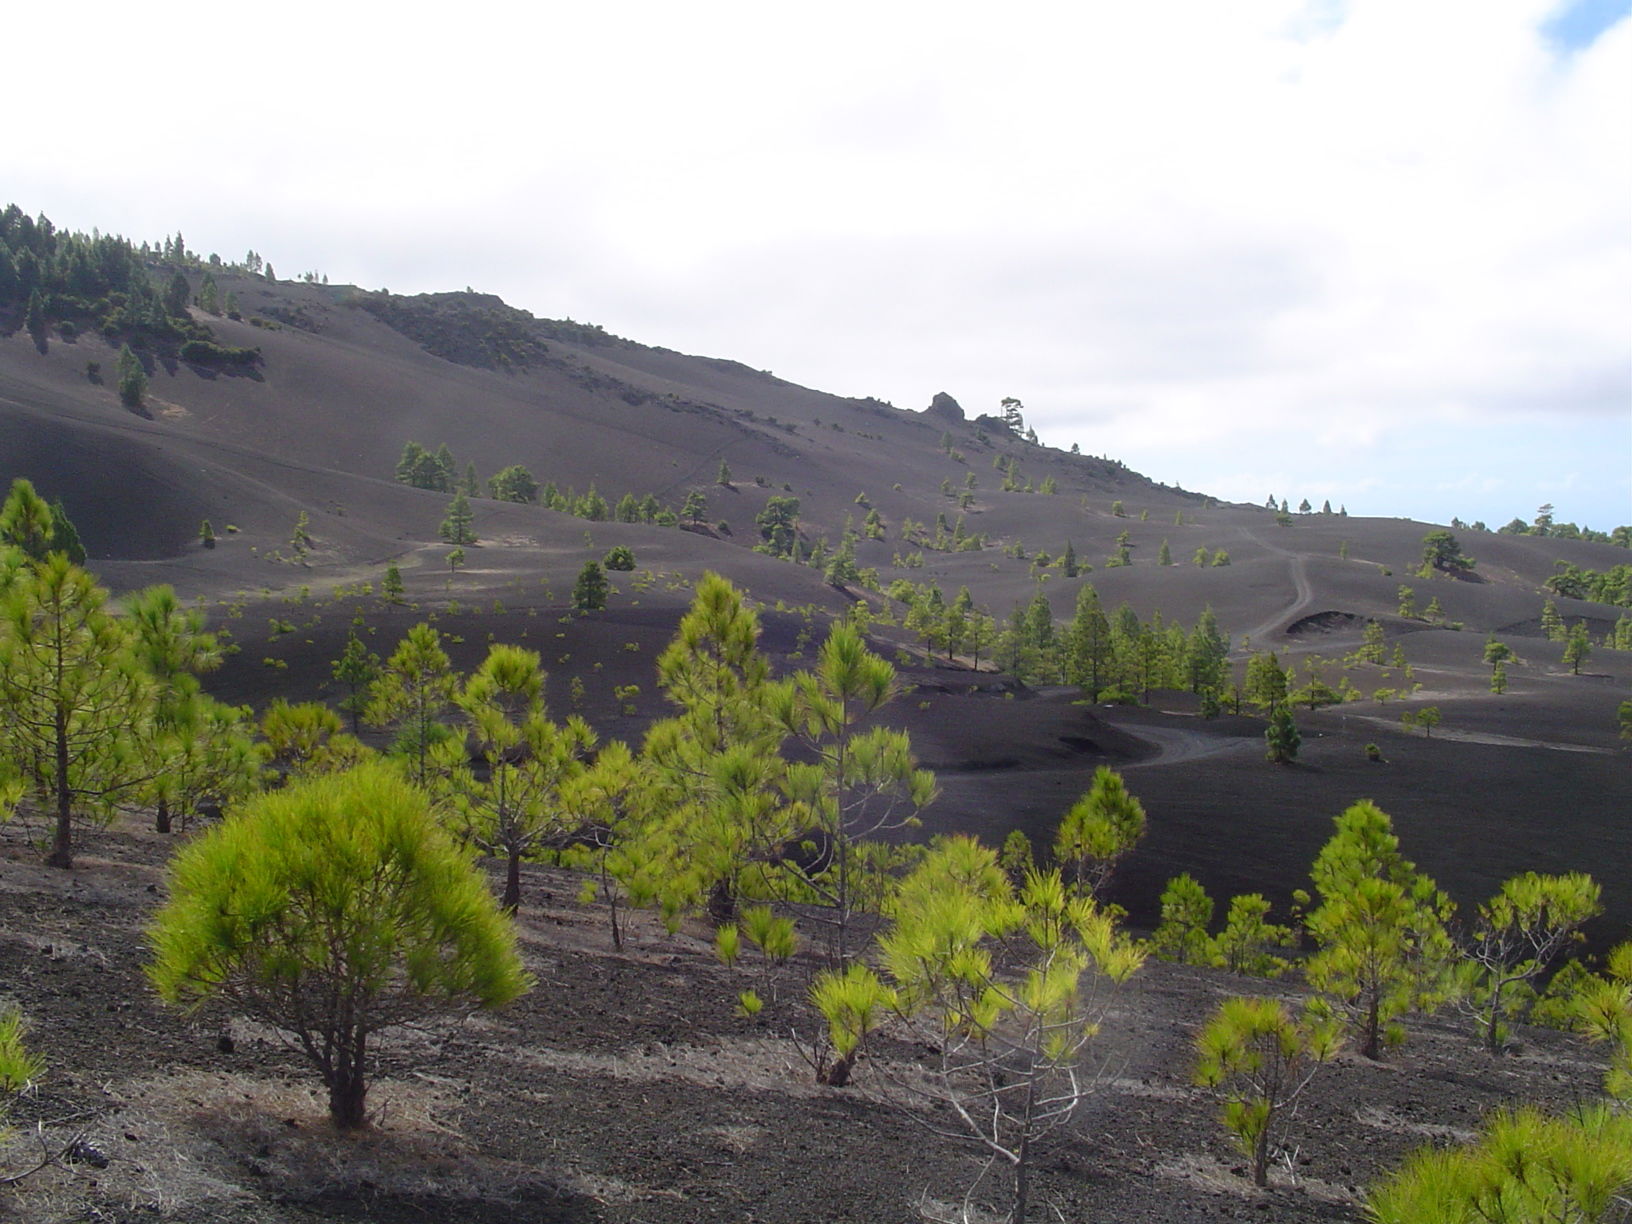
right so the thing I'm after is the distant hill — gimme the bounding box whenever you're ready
[3,205,1630,946]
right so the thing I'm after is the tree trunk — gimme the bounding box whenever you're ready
[47,710,73,869]
[327,1034,369,1130]
[1013,1137,1031,1222]
[502,852,522,912]
[1252,1130,1270,1187]
[706,877,737,926]
[819,1048,857,1088]
[155,796,172,835]
[1485,980,1504,1053]
[1361,991,1382,1061]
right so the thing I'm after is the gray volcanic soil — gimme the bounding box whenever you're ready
[2,273,1630,1220]
[0,819,1614,1224]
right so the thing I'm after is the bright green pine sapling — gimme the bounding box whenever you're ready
[1152,873,1215,964]
[1458,871,1601,1054]
[0,1008,44,1143]
[1364,1105,1632,1224]
[1298,800,1456,1060]
[443,643,594,911]
[716,904,799,1017]
[365,622,458,790]
[1053,765,1146,899]
[768,624,936,966]
[1214,893,1297,978]
[261,699,370,777]
[1194,997,1341,1187]
[811,837,1143,1221]
[147,763,532,1130]
[1576,941,1632,1102]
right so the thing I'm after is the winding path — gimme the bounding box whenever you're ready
[1121,723,1257,768]
[1342,714,1617,755]
[1238,527,1315,646]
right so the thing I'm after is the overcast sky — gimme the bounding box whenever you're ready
[10,0,1630,530]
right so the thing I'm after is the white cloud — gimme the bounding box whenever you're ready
[8,0,1629,528]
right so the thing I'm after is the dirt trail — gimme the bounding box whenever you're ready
[1122,723,1257,767]
[1238,527,1315,645]
[1343,713,1617,755]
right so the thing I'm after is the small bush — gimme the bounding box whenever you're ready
[179,339,261,369]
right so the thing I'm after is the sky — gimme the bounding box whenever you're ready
[8,0,1630,531]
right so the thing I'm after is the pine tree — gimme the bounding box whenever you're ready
[290,510,313,560]
[147,763,531,1129]
[23,288,46,335]
[1244,652,1287,713]
[1194,997,1339,1187]
[0,557,157,867]
[1300,801,1454,1059]
[1365,1106,1632,1223]
[809,838,1142,1215]
[1025,589,1056,680]
[1054,765,1146,897]
[125,583,226,832]
[116,344,146,409]
[381,563,405,604]
[439,492,476,545]
[1359,619,1386,664]
[823,537,859,588]
[573,484,608,521]
[770,624,936,965]
[1540,598,1565,641]
[331,631,381,734]
[1265,707,1300,763]
[1461,872,1600,1052]
[1187,606,1228,694]
[432,444,456,492]
[366,623,458,789]
[164,270,190,317]
[261,700,369,778]
[572,560,608,611]
[1158,539,1172,566]
[638,573,788,926]
[716,458,732,486]
[1564,621,1591,674]
[445,644,594,910]
[1065,583,1114,699]
[1215,893,1297,976]
[488,465,539,504]
[0,479,54,560]
[1152,873,1215,964]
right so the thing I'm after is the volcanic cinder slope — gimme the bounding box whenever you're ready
[4,258,1631,1223]
[3,269,1627,941]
